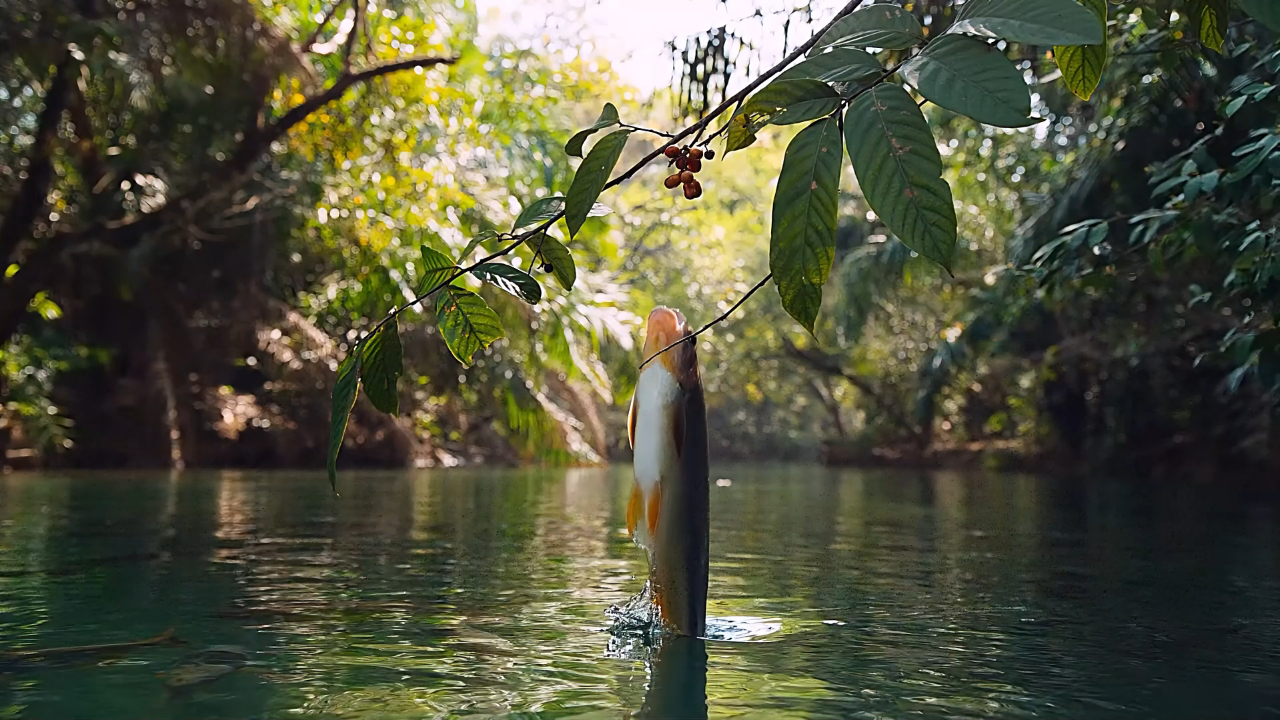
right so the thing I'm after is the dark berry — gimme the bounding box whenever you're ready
[664,146,680,159]
[664,173,682,189]
[704,149,716,160]
[675,156,688,170]
[687,158,702,172]
[684,180,702,200]
[688,147,704,160]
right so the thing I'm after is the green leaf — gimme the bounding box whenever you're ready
[458,230,497,263]
[1052,0,1108,101]
[565,129,630,237]
[1239,0,1280,32]
[531,233,576,290]
[361,318,403,414]
[327,350,361,490]
[901,34,1035,128]
[1193,0,1230,53]
[777,48,884,87]
[418,245,457,295]
[565,102,620,158]
[471,262,542,304]
[770,117,843,335]
[845,84,957,271]
[809,4,925,54]
[514,195,609,231]
[951,0,1104,46]
[436,285,506,366]
[724,80,841,154]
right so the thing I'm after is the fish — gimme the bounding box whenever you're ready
[626,306,710,637]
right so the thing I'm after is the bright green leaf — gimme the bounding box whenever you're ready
[361,318,403,414]
[809,4,925,54]
[724,80,841,154]
[458,230,497,264]
[565,102,621,158]
[327,350,361,490]
[1239,0,1280,32]
[951,0,1104,46]
[778,48,884,87]
[565,129,630,237]
[770,117,843,335]
[418,245,457,295]
[1052,0,1108,100]
[514,195,610,231]
[1193,0,1230,52]
[471,263,543,304]
[436,285,506,366]
[531,233,576,290]
[845,84,957,271]
[901,34,1035,128]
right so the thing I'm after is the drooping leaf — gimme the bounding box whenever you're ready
[1052,0,1108,101]
[418,245,457,296]
[845,84,957,271]
[471,263,542,304]
[327,350,361,490]
[436,285,506,366]
[361,318,403,414]
[901,34,1035,128]
[458,230,497,263]
[809,4,925,54]
[514,195,610,231]
[950,0,1105,46]
[565,129,630,237]
[565,102,620,158]
[777,48,884,86]
[770,117,843,335]
[1239,0,1280,32]
[724,80,841,154]
[1192,0,1230,53]
[532,233,576,290]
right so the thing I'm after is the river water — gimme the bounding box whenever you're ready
[1,467,1278,719]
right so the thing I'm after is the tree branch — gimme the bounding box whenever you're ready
[66,72,108,196]
[0,49,74,265]
[298,1,341,53]
[781,338,924,444]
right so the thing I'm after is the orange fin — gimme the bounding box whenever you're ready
[627,393,638,449]
[646,483,662,537]
[626,484,643,537]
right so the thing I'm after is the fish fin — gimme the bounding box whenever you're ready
[626,483,643,538]
[627,393,638,449]
[646,482,662,537]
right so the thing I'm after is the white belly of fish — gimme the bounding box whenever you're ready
[633,365,681,497]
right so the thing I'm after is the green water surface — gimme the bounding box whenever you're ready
[1,467,1278,719]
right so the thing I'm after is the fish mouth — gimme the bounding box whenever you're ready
[643,306,697,382]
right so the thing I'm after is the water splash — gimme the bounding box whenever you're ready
[604,580,782,649]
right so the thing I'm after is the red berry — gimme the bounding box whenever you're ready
[664,173,682,189]
[664,146,681,159]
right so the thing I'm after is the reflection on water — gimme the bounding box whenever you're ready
[1,466,1279,719]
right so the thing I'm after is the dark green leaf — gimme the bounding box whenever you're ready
[778,48,884,86]
[531,233,576,290]
[901,34,1035,128]
[770,117,843,335]
[724,80,841,154]
[1239,0,1280,32]
[951,0,1104,46]
[436,285,505,366]
[327,350,361,490]
[361,318,403,414]
[471,263,542,303]
[809,4,925,54]
[514,195,610,231]
[418,245,457,295]
[565,102,621,158]
[1052,0,1108,101]
[565,129,630,237]
[845,84,957,271]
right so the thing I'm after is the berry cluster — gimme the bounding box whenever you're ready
[663,145,714,200]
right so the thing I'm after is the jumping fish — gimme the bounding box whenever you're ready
[626,306,710,637]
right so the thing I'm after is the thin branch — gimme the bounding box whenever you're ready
[0,49,73,264]
[342,0,361,72]
[299,1,341,53]
[347,0,873,353]
[618,123,675,138]
[638,272,774,371]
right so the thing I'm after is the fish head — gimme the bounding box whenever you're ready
[642,306,700,388]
